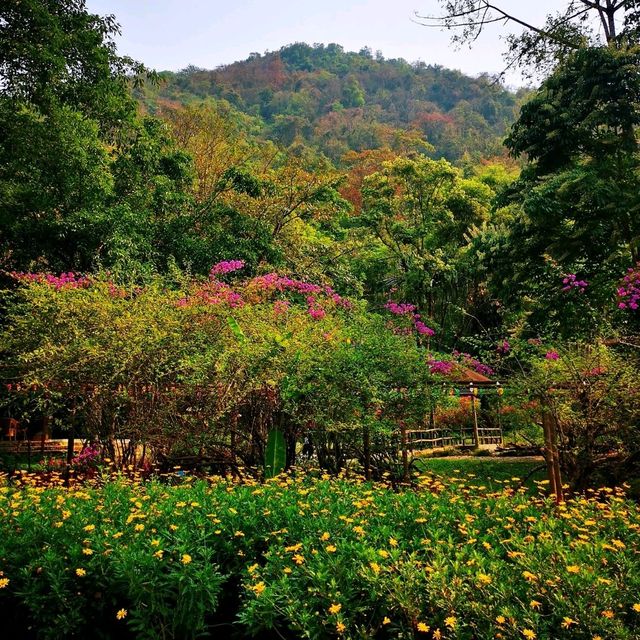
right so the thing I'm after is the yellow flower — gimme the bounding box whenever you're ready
[329,603,342,615]
[633,603,640,612]
[326,545,337,553]
[522,571,538,582]
[522,630,536,640]
[252,582,266,595]
[530,600,542,610]
[566,565,580,574]
[389,537,398,547]
[82,548,93,556]
[382,617,391,625]
[181,554,192,565]
[378,549,389,558]
[417,622,430,632]
[476,573,492,585]
[134,524,145,532]
[369,561,381,574]
[283,567,292,574]
[150,539,160,547]
[496,615,506,625]
[602,610,614,619]
[116,609,127,620]
[433,630,442,640]
[83,524,95,532]
[153,550,164,559]
[293,554,304,565]
[561,617,577,628]
[320,532,330,541]
[444,616,456,629]
[75,568,86,577]
[336,621,346,633]
[0,578,9,589]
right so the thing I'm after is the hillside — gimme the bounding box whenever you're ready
[136,42,528,163]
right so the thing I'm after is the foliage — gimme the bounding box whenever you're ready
[0,473,639,639]
[0,268,449,476]
[511,342,640,490]
[138,43,521,163]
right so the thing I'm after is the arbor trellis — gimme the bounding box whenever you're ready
[407,371,503,452]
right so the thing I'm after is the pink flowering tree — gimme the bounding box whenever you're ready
[0,267,452,476]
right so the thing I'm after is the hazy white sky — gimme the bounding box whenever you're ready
[85,1,584,85]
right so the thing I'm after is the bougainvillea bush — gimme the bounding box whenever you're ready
[0,267,449,475]
[0,471,638,639]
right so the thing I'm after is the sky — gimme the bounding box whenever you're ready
[85,1,580,86]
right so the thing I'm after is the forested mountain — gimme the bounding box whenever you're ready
[136,43,527,163]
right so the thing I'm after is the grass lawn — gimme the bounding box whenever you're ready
[414,456,547,491]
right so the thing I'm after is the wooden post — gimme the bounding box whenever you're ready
[549,413,564,504]
[542,400,564,504]
[470,385,480,448]
[541,409,557,496]
[496,383,503,445]
[400,421,409,482]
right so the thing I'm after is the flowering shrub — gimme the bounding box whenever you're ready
[617,263,640,310]
[71,445,102,472]
[384,299,435,337]
[10,271,92,290]
[0,268,454,476]
[209,259,245,277]
[0,472,638,639]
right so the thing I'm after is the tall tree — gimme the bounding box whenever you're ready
[0,0,196,273]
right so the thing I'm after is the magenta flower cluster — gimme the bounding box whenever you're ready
[545,350,560,361]
[428,359,454,375]
[562,274,588,293]
[617,264,640,310]
[248,272,352,320]
[384,300,435,336]
[249,273,351,307]
[209,260,245,277]
[72,445,101,467]
[384,302,416,315]
[11,271,91,290]
[179,267,352,321]
[497,339,510,354]
[452,350,494,376]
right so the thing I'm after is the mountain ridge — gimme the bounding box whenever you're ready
[136,42,528,163]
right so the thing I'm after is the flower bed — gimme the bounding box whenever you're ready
[0,471,638,639]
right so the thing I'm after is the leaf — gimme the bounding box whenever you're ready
[264,428,286,478]
[226,316,246,342]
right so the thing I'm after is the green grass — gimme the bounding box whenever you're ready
[414,457,547,491]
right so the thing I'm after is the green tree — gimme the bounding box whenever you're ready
[0,0,199,273]
[475,46,640,338]
[359,156,494,339]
